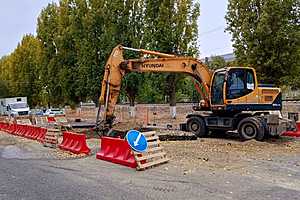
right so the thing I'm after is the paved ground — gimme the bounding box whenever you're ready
[1,132,300,200]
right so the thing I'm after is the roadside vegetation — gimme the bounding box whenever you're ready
[0,0,299,107]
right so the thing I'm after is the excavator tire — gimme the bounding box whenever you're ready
[238,117,265,141]
[187,116,207,137]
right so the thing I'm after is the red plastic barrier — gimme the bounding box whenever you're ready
[19,125,28,136]
[0,122,7,132]
[59,131,91,155]
[96,137,137,168]
[27,126,35,139]
[47,117,56,123]
[0,122,47,143]
[37,127,47,143]
[1,123,12,134]
[282,122,300,137]
[8,124,16,134]
[23,125,32,138]
[14,124,23,136]
[282,130,300,137]
[0,122,8,132]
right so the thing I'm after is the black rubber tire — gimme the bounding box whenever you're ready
[187,116,207,137]
[238,117,265,141]
[254,117,266,141]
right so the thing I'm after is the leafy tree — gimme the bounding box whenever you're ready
[123,73,142,106]
[137,74,166,103]
[142,0,200,117]
[106,0,145,107]
[175,77,200,102]
[208,56,226,70]
[0,81,9,98]
[0,56,11,97]
[226,0,300,87]
[1,0,202,110]
[1,35,44,106]
[37,2,61,106]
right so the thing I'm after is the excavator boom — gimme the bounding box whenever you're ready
[98,45,212,127]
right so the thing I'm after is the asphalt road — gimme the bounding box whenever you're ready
[1,135,300,200]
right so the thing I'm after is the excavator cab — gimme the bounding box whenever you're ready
[210,67,281,113]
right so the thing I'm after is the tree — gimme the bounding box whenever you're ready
[1,35,44,106]
[226,0,300,87]
[143,0,200,118]
[0,81,9,98]
[107,0,145,110]
[37,2,61,106]
[1,0,201,111]
[208,56,226,70]
[175,77,200,102]
[124,73,142,107]
[0,56,11,97]
[138,73,166,103]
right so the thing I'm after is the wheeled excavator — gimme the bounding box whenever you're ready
[96,45,294,141]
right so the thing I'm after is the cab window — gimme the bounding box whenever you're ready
[226,69,255,99]
[211,71,225,105]
[246,71,254,90]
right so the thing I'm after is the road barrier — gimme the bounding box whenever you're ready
[59,131,91,154]
[96,137,138,168]
[37,127,47,143]
[0,122,47,143]
[282,122,300,137]
[23,126,36,139]
[96,132,169,170]
[0,122,9,133]
[46,117,56,125]
[14,124,25,136]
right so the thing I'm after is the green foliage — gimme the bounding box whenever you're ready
[0,0,201,107]
[207,56,227,70]
[137,74,165,103]
[0,56,10,97]
[0,35,44,106]
[0,81,9,98]
[226,0,300,86]
[142,0,201,106]
[175,76,200,102]
[123,73,142,106]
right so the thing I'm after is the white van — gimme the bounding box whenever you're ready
[0,97,30,116]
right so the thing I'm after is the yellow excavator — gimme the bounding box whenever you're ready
[96,45,293,140]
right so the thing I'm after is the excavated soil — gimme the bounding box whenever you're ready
[162,135,300,172]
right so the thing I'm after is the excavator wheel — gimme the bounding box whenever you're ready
[237,117,265,141]
[187,116,207,137]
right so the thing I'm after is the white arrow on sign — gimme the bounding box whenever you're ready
[133,132,142,146]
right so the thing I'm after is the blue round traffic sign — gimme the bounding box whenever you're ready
[126,130,148,153]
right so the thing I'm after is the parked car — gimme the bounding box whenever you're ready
[44,108,65,116]
[31,109,44,116]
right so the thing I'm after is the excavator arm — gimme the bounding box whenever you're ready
[97,45,212,129]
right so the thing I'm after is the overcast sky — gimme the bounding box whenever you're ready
[0,0,233,58]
